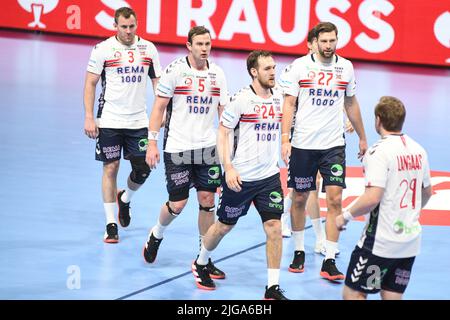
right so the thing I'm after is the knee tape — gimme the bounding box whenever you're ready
[199,204,215,213]
[166,201,180,217]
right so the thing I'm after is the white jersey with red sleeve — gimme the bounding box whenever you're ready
[279,54,356,150]
[86,36,162,129]
[157,57,228,153]
[357,134,431,258]
[220,86,283,182]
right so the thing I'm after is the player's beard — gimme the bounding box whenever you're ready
[258,77,275,89]
[318,47,335,59]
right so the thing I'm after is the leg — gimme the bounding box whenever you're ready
[197,190,227,279]
[291,190,308,233]
[307,173,326,253]
[262,218,288,300]
[324,185,343,258]
[144,150,192,262]
[102,160,120,204]
[117,157,150,227]
[307,189,326,253]
[200,221,235,256]
[120,128,152,203]
[193,221,234,290]
[96,128,123,243]
[122,156,150,199]
[281,189,292,237]
[143,198,188,264]
[319,185,345,280]
[197,190,216,242]
[380,289,403,300]
[287,190,309,273]
[102,160,120,243]
[343,285,367,300]
[263,218,282,274]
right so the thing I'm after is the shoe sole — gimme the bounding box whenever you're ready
[104,238,119,244]
[117,190,130,228]
[210,274,226,280]
[288,266,304,273]
[195,282,216,290]
[320,271,345,281]
[142,245,156,264]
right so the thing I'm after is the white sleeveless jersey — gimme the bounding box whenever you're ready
[220,86,283,182]
[157,57,228,153]
[357,134,431,258]
[279,54,356,149]
[87,36,162,129]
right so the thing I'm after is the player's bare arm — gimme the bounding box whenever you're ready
[281,94,296,166]
[344,95,368,159]
[146,95,170,169]
[336,186,384,230]
[217,123,242,192]
[83,71,101,139]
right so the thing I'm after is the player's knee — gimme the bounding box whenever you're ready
[326,195,342,211]
[197,191,215,207]
[130,157,150,184]
[292,191,308,205]
[263,218,282,238]
[103,160,120,177]
[166,200,186,217]
[217,221,234,236]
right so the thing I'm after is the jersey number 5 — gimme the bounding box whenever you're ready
[198,79,205,92]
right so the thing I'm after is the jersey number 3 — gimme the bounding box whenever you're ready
[128,51,134,63]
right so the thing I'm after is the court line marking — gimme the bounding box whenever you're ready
[116,224,314,300]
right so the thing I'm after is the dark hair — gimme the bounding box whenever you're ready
[375,96,406,131]
[114,7,137,24]
[315,22,338,38]
[246,50,273,78]
[307,27,317,44]
[188,26,211,43]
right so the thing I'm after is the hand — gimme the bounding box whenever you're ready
[281,142,291,166]
[358,139,368,161]
[225,167,242,192]
[84,118,98,139]
[345,119,354,133]
[336,214,348,231]
[145,143,160,169]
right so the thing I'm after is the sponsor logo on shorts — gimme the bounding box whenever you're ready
[207,166,221,185]
[138,138,148,152]
[330,163,344,183]
[269,191,283,210]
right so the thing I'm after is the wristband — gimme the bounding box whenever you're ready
[342,209,353,222]
[148,131,159,141]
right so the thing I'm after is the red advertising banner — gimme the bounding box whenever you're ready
[1,0,449,67]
